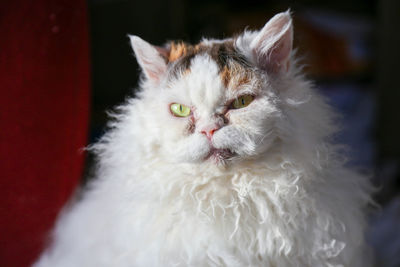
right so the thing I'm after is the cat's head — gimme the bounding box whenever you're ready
[129,11,297,166]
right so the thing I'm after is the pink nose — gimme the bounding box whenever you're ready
[200,127,219,140]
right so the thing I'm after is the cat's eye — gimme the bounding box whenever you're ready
[170,103,191,117]
[232,95,254,109]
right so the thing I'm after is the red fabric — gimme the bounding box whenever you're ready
[0,1,90,266]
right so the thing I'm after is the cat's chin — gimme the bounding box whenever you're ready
[205,148,235,165]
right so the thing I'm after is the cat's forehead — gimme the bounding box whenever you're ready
[165,39,255,91]
[167,40,242,68]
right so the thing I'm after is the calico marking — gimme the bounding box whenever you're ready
[166,40,252,90]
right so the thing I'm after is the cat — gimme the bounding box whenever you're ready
[34,11,373,267]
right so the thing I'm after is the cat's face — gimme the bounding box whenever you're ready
[130,12,293,166]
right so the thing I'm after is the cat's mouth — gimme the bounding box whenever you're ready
[205,147,234,164]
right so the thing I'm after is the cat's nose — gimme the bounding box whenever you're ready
[200,125,220,140]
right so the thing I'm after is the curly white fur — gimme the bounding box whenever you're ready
[34,12,372,267]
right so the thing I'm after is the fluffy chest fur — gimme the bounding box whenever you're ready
[34,11,372,267]
[43,156,368,267]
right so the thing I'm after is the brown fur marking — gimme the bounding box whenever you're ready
[221,65,231,88]
[220,62,252,89]
[167,39,252,86]
[237,74,251,87]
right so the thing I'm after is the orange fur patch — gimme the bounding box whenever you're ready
[237,75,250,87]
[220,63,251,89]
[168,42,188,62]
[221,66,231,88]
[168,42,206,62]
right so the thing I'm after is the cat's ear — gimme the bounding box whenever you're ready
[129,35,168,84]
[250,11,293,74]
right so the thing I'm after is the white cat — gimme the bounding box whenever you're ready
[34,11,373,267]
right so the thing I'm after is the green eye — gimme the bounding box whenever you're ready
[232,95,254,109]
[170,103,191,117]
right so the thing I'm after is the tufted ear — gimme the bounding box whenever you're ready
[129,35,168,84]
[250,11,293,74]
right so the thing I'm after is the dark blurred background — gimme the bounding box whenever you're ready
[88,0,400,265]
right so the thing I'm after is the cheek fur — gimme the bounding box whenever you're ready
[212,100,279,157]
[159,110,209,163]
[186,115,196,134]
[163,133,211,163]
[213,126,258,156]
